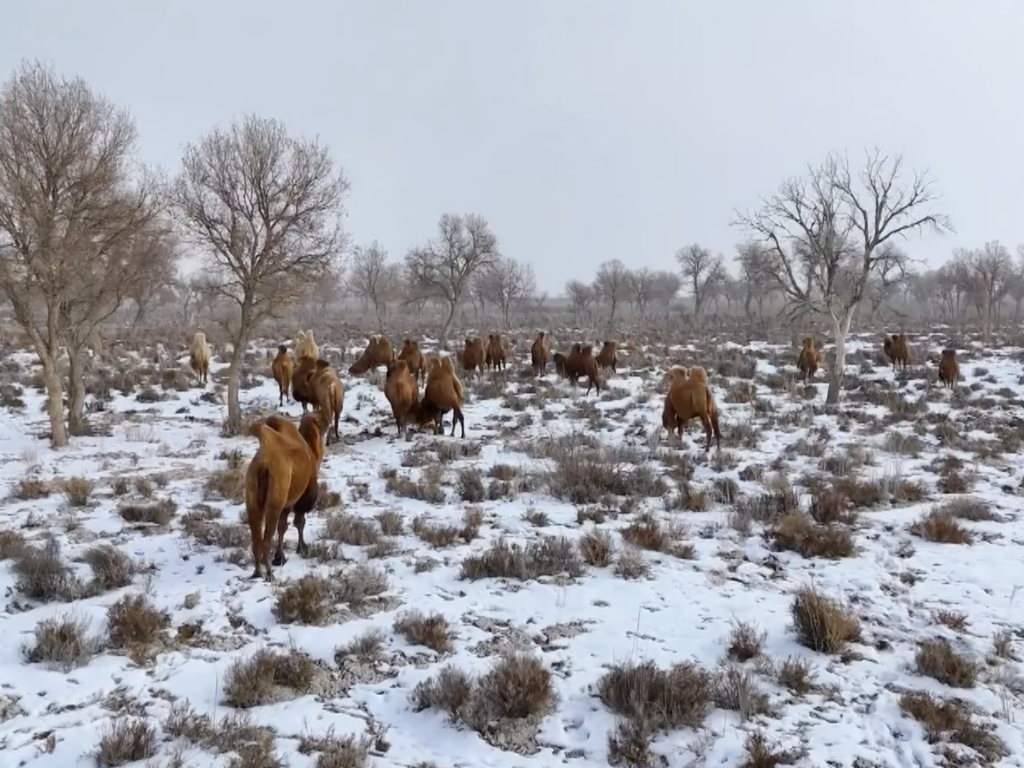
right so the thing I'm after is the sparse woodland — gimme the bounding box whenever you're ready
[1,59,1023,768]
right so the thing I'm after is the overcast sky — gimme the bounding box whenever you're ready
[3,0,1021,293]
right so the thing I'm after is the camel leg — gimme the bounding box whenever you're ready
[294,510,308,555]
[699,413,713,452]
[260,512,281,582]
[272,510,290,567]
[248,518,264,580]
[452,406,465,438]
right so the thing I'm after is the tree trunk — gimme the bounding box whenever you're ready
[439,301,457,350]
[133,302,147,326]
[66,345,89,436]
[826,309,855,405]
[225,337,247,434]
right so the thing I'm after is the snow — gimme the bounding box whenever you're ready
[1,333,1024,767]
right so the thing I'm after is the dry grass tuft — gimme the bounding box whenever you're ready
[614,547,650,580]
[12,476,50,500]
[324,511,380,546]
[597,659,713,736]
[545,439,667,505]
[0,528,28,560]
[993,629,1018,660]
[620,513,691,557]
[936,497,996,522]
[106,593,170,651]
[273,574,333,626]
[915,638,978,688]
[92,718,157,766]
[460,537,584,581]
[769,512,856,559]
[118,499,176,525]
[578,529,615,566]
[933,610,969,632]
[412,652,555,737]
[81,544,138,592]
[393,610,455,653]
[712,665,772,720]
[740,731,803,768]
[899,690,1006,764]
[336,628,388,664]
[62,476,95,507]
[297,729,373,768]
[204,466,246,502]
[22,613,100,671]
[163,702,283,767]
[376,509,404,536]
[727,620,766,662]
[10,536,84,602]
[224,647,319,708]
[790,585,861,654]
[774,656,815,694]
[909,509,974,544]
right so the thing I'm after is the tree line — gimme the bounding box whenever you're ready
[0,58,980,447]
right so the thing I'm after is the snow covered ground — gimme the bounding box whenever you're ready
[1,332,1023,768]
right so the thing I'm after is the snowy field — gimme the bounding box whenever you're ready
[1,332,1023,768]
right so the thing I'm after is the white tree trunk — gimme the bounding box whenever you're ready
[826,308,855,405]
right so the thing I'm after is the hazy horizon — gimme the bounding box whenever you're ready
[3,0,1022,293]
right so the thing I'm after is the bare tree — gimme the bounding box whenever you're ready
[629,268,656,319]
[350,241,405,330]
[173,114,348,432]
[0,61,165,445]
[593,259,633,330]
[733,149,950,404]
[648,270,681,314]
[126,228,181,324]
[477,257,536,328]
[404,213,500,348]
[965,241,1011,342]
[735,241,775,318]
[565,279,595,319]
[675,244,725,319]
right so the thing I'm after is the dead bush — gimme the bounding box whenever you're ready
[376,510,404,536]
[384,468,446,504]
[10,537,84,601]
[82,544,138,592]
[224,647,319,708]
[899,690,1006,764]
[790,585,861,654]
[606,718,656,768]
[808,487,856,525]
[297,730,373,768]
[936,497,996,521]
[740,731,803,768]
[620,513,687,555]
[456,468,486,502]
[393,610,455,653]
[12,476,50,500]
[727,620,766,662]
[579,529,615,566]
[324,512,379,546]
[937,467,974,494]
[460,536,584,581]
[334,563,390,606]
[769,513,856,559]
[915,638,978,688]
[273,574,333,626]
[614,547,650,580]
[993,629,1018,660]
[909,510,974,544]
[413,653,554,736]
[597,659,713,732]
[92,718,157,767]
[204,467,246,502]
[712,665,771,720]
[0,528,27,559]
[106,593,170,650]
[774,656,815,694]
[734,488,800,524]
[22,613,100,671]
[934,610,968,632]
[62,476,94,507]
[118,499,176,525]
[546,439,667,505]
[336,628,388,663]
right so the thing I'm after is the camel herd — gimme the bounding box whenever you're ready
[797,334,961,389]
[182,328,965,581]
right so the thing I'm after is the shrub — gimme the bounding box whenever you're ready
[118,499,176,525]
[769,513,856,559]
[712,665,771,720]
[92,718,157,766]
[0,529,27,560]
[597,659,713,732]
[727,620,766,662]
[106,593,170,650]
[460,537,584,581]
[224,647,318,708]
[546,439,667,505]
[790,586,861,654]
[393,610,455,653]
[82,545,138,592]
[774,656,815,694]
[614,547,650,580]
[10,537,83,602]
[12,476,50,500]
[914,639,978,688]
[62,476,94,507]
[376,510,404,536]
[578,529,614,567]
[909,509,974,544]
[324,512,379,546]
[273,575,333,626]
[22,613,99,671]
[899,691,1006,764]
[297,730,373,768]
